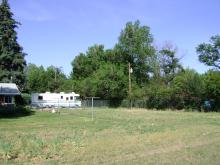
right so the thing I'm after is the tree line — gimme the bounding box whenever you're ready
[0,0,219,111]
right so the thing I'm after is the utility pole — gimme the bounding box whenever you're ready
[54,68,57,82]
[128,62,132,109]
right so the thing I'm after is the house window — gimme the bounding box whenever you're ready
[38,96,43,100]
[0,96,4,103]
[70,96,73,100]
[66,97,69,101]
[61,96,63,99]
[5,96,12,103]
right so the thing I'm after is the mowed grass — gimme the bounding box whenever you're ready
[1,109,220,164]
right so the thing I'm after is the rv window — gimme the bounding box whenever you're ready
[70,96,73,100]
[66,97,69,101]
[38,96,43,100]
[61,96,63,99]
[75,96,80,101]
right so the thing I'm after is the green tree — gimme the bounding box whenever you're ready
[159,44,183,84]
[71,45,105,80]
[173,69,205,109]
[92,63,127,99]
[146,85,174,109]
[26,64,48,93]
[45,66,66,92]
[59,79,76,93]
[0,0,26,88]
[203,70,220,110]
[196,35,220,70]
[26,64,68,93]
[116,20,156,85]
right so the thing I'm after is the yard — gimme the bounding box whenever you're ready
[0,108,220,164]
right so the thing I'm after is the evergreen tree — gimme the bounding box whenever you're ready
[0,0,26,89]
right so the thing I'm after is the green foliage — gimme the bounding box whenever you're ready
[25,64,69,93]
[117,20,156,85]
[146,85,174,109]
[92,63,127,99]
[71,20,157,100]
[71,45,106,80]
[14,93,31,106]
[71,44,129,99]
[173,69,205,109]
[58,79,76,93]
[25,64,48,92]
[69,21,220,111]
[0,0,26,89]
[75,63,127,100]
[203,70,220,111]
[197,35,220,70]
[45,66,66,92]
[159,44,183,84]
[75,77,96,98]
[0,106,33,118]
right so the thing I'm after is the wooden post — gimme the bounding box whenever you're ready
[128,63,132,109]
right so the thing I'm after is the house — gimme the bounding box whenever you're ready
[31,92,81,108]
[0,83,21,110]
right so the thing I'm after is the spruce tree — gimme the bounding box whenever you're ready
[0,0,26,89]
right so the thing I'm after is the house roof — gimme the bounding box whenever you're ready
[0,83,20,95]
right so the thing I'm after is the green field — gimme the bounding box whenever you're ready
[1,109,220,164]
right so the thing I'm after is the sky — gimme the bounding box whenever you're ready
[8,0,220,75]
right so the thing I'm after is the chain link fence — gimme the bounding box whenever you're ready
[82,99,110,109]
[82,99,148,109]
[30,99,149,109]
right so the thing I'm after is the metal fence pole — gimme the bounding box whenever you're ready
[92,97,93,109]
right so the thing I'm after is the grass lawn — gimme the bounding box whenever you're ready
[0,108,220,164]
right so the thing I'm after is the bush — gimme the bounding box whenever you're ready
[203,70,220,111]
[15,93,31,106]
[0,106,33,118]
[173,69,205,110]
[146,86,174,109]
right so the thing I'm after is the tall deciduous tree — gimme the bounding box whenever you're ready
[117,20,155,85]
[46,66,66,92]
[159,43,183,84]
[26,64,67,93]
[0,0,26,88]
[26,64,48,93]
[196,35,220,70]
[71,45,105,80]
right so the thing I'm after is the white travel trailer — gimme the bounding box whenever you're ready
[31,92,81,108]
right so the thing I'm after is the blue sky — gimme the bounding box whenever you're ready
[9,0,220,75]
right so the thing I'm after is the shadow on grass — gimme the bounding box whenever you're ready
[0,106,35,119]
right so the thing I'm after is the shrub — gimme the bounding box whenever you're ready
[15,93,31,106]
[203,70,220,111]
